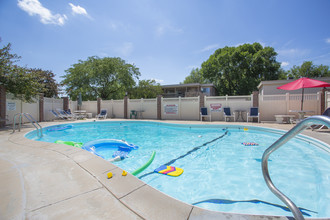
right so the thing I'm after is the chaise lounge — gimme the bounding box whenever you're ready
[200,107,211,121]
[96,109,107,119]
[247,107,260,123]
[223,107,235,122]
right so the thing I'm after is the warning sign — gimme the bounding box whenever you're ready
[7,102,16,111]
[164,104,178,115]
[210,103,222,112]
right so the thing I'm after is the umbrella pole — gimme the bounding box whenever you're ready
[301,88,304,111]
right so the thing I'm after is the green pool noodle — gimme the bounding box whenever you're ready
[73,143,83,148]
[131,151,156,176]
[55,140,83,148]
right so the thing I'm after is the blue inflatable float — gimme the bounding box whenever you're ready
[47,124,73,132]
[82,139,139,159]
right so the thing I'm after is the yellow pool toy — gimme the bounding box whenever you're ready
[122,170,127,176]
[107,172,113,179]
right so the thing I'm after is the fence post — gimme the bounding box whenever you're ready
[0,85,6,127]
[199,93,205,108]
[179,96,182,120]
[252,91,259,107]
[320,88,329,114]
[124,95,128,119]
[157,95,162,120]
[286,93,290,114]
[62,97,69,111]
[39,94,44,122]
[97,97,101,114]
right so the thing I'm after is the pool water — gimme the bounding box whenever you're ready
[26,121,330,217]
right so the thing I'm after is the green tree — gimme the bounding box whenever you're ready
[5,66,42,101]
[183,68,210,84]
[201,43,281,95]
[288,61,330,78]
[62,56,141,100]
[277,68,289,80]
[0,42,20,81]
[31,68,59,98]
[0,40,52,102]
[128,79,163,99]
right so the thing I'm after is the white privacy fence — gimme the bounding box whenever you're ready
[44,97,63,121]
[161,97,200,120]
[6,94,40,125]
[80,101,98,116]
[4,92,329,125]
[259,93,321,121]
[74,93,327,121]
[101,100,125,118]
[205,95,253,121]
[69,100,77,113]
[128,98,157,119]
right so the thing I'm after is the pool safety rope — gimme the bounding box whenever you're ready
[164,130,228,166]
[242,142,259,146]
[139,130,229,179]
[192,199,317,217]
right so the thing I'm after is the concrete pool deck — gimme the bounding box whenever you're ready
[0,119,329,220]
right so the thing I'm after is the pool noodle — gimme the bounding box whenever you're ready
[131,151,156,176]
[55,140,83,148]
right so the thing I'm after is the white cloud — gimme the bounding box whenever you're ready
[151,78,164,84]
[200,44,219,53]
[281,61,289,67]
[116,42,133,57]
[69,3,90,18]
[17,0,67,26]
[109,21,119,30]
[277,48,309,57]
[326,38,330,44]
[155,23,183,36]
[108,20,129,32]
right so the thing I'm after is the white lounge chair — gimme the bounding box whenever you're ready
[200,107,211,121]
[311,107,330,130]
[96,109,107,119]
[50,110,70,120]
[56,109,76,120]
[247,107,260,123]
[223,107,235,122]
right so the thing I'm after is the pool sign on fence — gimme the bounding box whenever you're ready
[164,104,178,115]
[210,103,222,112]
[7,102,16,111]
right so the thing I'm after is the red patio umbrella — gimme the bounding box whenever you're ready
[277,77,330,111]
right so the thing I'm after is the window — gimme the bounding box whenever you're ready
[201,87,210,94]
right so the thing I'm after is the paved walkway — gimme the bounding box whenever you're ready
[0,119,329,220]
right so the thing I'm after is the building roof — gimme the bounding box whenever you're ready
[161,83,215,88]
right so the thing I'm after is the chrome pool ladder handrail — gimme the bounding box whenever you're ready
[13,113,43,137]
[262,115,330,220]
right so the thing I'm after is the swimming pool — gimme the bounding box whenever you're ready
[26,121,330,217]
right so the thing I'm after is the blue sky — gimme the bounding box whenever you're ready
[1,0,330,86]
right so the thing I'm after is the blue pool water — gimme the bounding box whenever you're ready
[26,121,330,217]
